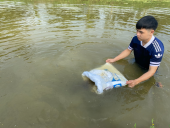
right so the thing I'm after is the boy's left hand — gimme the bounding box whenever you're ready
[126,80,139,88]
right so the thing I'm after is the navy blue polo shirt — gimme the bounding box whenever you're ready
[128,35,164,69]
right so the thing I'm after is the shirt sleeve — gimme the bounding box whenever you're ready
[150,51,164,67]
[128,37,135,50]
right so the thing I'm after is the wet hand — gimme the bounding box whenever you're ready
[155,82,163,88]
[106,59,115,63]
[126,80,138,88]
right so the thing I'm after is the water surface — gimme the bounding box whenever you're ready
[0,1,170,127]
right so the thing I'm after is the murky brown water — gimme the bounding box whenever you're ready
[0,1,170,128]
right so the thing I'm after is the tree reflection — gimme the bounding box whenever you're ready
[0,1,36,63]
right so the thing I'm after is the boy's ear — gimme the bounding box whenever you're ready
[151,29,155,34]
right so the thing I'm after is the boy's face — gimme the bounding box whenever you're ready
[136,28,154,43]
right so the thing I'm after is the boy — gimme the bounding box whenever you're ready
[106,15,164,88]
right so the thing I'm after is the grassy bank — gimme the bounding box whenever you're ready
[1,0,170,3]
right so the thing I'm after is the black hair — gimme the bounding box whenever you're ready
[136,16,158,30]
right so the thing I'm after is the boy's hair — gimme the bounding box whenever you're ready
[136,16,158,30]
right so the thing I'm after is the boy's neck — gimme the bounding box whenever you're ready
[142,35,153,45]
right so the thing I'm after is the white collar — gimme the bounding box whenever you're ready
[141,35,155,48]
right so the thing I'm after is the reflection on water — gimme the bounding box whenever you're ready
[0,1,170,127]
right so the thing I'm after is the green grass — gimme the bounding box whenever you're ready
[133,119,157,128]
[150,119,155,128]
[128,0,170,1]
[134,123,136,128]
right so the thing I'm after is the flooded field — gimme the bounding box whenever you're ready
[0,0,170,127]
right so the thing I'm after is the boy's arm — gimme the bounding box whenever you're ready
[106,49,132,63]
[126,66,158,88]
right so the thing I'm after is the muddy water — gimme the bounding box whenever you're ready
[0,1,170,128]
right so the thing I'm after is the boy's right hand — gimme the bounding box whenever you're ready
[106,59,115,63]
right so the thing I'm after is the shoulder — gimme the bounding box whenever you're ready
[155,37,164,49]
[151,37,164,53]
[131,35,140,44]
[132,35,139,41]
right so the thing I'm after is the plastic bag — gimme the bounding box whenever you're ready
[82,63,127,94]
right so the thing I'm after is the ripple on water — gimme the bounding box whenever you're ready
[0,2,170,127]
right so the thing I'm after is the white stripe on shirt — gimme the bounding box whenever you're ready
[150,64,160,66]
[150,62,161,65]
[153,42,158,52]
[155,40,161,52]
[152,40,162,52]
[128,46,133,50]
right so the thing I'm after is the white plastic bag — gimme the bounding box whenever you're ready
[82,63,127,94]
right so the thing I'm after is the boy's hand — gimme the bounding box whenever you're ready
[106,59,115,63]
[126,80,139,88]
